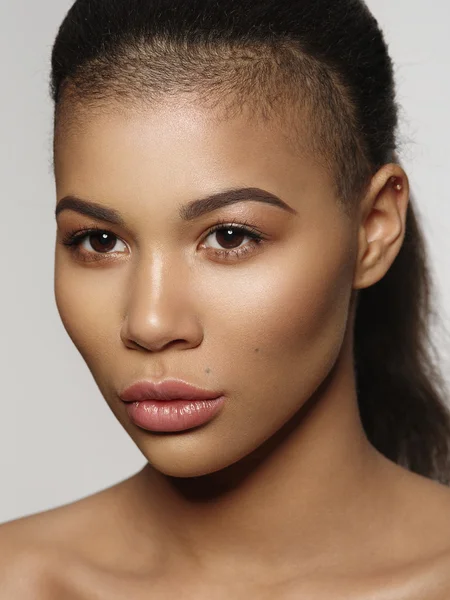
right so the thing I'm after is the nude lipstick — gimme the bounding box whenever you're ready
[119,379,225,432]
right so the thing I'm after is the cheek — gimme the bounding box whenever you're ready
[202,241,353,384]
[54,259,119,369]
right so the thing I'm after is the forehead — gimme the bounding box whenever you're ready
[53,97,336,218]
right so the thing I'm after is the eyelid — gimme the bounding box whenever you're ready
[204,217,265,238]
[60,224,122,247]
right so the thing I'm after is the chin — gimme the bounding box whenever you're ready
[145,453,237,479]
[134,431,252,479]
[150,461,227,479]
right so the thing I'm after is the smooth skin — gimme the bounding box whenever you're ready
[2,96,450,599]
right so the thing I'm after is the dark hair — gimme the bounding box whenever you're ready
[50,0,450,483]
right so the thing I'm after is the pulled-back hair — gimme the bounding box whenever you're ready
[50,0,450,483]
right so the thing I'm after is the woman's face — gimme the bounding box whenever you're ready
[54,97,357,477]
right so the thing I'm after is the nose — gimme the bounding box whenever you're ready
[120,252,202,353]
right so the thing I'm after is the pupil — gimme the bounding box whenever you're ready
[99,233,110,245]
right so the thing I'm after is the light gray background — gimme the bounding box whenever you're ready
[1,1,449,524]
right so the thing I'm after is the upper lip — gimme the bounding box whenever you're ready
[119,379,224,402]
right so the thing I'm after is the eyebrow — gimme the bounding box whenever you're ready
[54,186,298,226]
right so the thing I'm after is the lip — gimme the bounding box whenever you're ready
[119,379,226,433]
[119,379,224,402]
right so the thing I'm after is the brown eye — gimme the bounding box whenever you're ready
[88,231,119,253]
[211,227,248,250]
[200,221,266,262]
[61,228,128,262]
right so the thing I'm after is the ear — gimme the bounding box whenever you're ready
[353,164,410,290]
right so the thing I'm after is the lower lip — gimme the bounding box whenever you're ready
[124,396,226,432]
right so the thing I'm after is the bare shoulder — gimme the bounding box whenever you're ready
[0,525,92,599]
[413,476,450,586]
[397,466,450,535]
[387,460,450,534]
[0,476,133,598]
[381,460,450,575]
[0,516,67,599]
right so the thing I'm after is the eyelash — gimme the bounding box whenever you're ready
[60,218,267,263]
